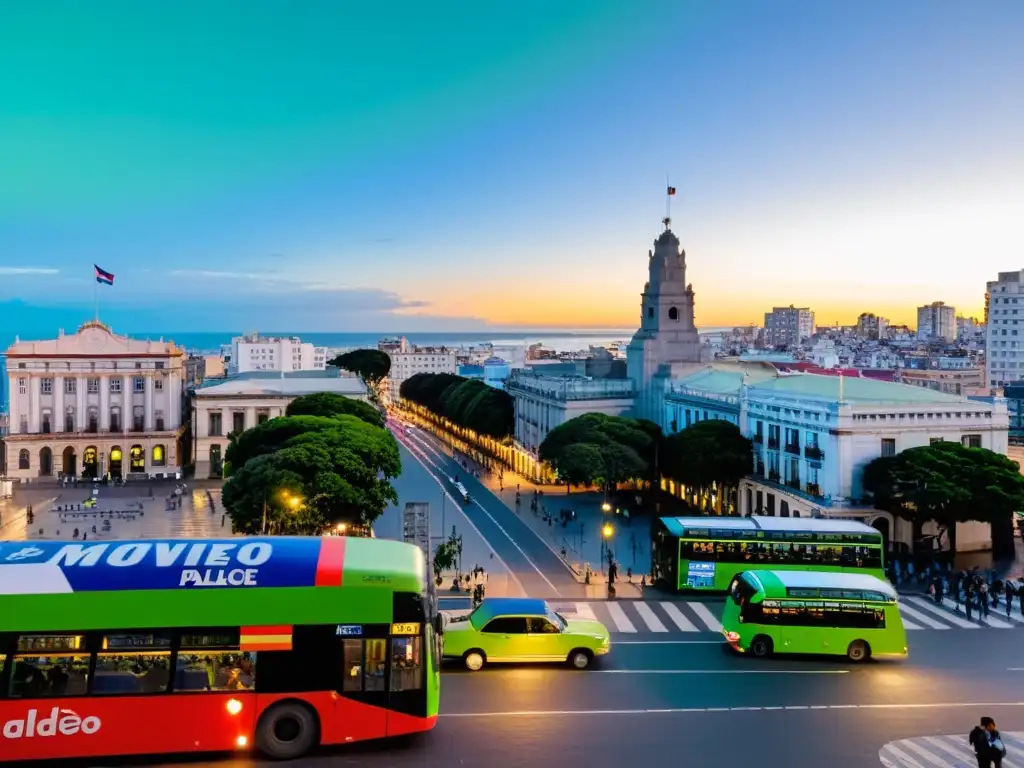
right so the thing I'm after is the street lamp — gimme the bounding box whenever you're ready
[600,523,614,573]
[601,502,612,513]
[336,522,348,535]
[262,490,302,535]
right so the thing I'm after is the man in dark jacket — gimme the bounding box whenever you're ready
[970,716,1005,767]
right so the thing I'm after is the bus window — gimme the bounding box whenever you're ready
[94,633,172,694]
[176,651,256,692]
[731,575,758,606]
[364,639,386,692]
[390,637,422,692]
[342,639,363,692]
[10,634,89,698]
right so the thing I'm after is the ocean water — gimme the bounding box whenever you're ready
[0,327,734,411]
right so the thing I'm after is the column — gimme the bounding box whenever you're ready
[122,375,130,434]
[100,375,110,431]
[145,373,154,431]
[77,375,86,431]
[169,372,181,429]
[29,374,39,433]
[8,372,19,433]
[54,376,65,433]
[245,406,256,430]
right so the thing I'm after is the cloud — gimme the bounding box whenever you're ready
[170,270,275,281]
[0,267,59,275]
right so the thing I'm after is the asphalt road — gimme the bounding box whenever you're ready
[105,631,1024,768]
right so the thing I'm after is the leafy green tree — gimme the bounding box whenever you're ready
[863,440,1024,558]
[554,443,605,489]
[219,455,306,534]
[664,420,753,514]
[399,372,514,438]
[539,413,654,494]
[285,391,384,428]
[328,349,391,401]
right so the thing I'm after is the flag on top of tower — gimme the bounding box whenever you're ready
[94,265,114,286]
[667,186,676,195]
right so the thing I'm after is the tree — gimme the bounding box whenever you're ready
[539,413,654,494]
[329,349,392,402]
[399,372,514,438]
[222,414,402,533]
[862,441,1024,559]
[285,391,384,428]
[665,420,753,514]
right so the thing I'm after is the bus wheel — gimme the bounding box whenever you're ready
[750,635,773,658]
[846,640,870,662]
[464,650,486,671]
[567,649,593,670]
[256,701,320,760]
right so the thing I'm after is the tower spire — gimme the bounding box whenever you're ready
[664,176,676,231]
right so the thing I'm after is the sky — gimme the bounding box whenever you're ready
[1,0,1023,336]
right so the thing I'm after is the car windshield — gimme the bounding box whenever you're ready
[549,611,567,630]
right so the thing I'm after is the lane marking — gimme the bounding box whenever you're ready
[879,744,925,768]
[573,602,598,621]
[440,701,1024,718]
[634,602,668,632]
[689,602,723,632]
[902,617,924,630]
[660,603,699,632]
[900,739,955,766]
[922,734,981,765]
[396,436,526,597]
[612,640,722,645]
[905,597,979,629]
[597,669,849,675]
[605,602,637,632]
[897,602,951,630]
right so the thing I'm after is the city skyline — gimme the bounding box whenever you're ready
[2,1,1023,331]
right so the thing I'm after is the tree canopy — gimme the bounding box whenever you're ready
[663,420,753,504]
[285,391,384,429]
[222,413,401,534]
[862,440,1024,558]
[538,413,653,492]
[328,349,391,402]
[400,372,514,439]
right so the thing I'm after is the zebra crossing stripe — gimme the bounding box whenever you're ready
[897,602,950,630]
[905,597,979,629]
[689,603,723,632]
[879,743,926,767]
[994,608,1024,625]
[900,739,955,766]
[880,731,1024,767]
[977,612,1015,629]
[660,602,699,632]
[633,602,668,632]
[605,602,637,632]
[921,735,980,765]
[573,602,598,621]
[901,617,924,631]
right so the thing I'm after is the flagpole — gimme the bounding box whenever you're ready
[94,278,99,323]
[666,173,671,228]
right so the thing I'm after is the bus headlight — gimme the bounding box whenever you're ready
[724,631,740,643]
[226,698,243,715]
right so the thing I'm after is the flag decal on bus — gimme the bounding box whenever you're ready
[241,625,293,651]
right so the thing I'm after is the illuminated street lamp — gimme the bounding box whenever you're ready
[336,522,348,535]
[600,523,614,573]
[263,490,302,535]
[601,502,612,513]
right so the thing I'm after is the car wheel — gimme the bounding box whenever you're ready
[750,635,773,658]
[255,701,319,760]
[847,640,870,662]
[464,650,485,671]
[568,649,592,670]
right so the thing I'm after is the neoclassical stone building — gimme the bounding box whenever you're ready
[3,321,186,481]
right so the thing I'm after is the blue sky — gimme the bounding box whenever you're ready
[1,0,1023,337]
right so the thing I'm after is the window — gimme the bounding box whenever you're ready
[363,638,386,692]
[65,408,75,433]
[258,412,269,425]
[64,377,76,395]
[87,408,99,433]
[929,437,943,445]
[390,637,422,691]
[94,633,172,694]
[40,377,53,394]
[152,444,166,466]
[155,362,165,370]
[155,378,164,391]
[18,416,28,434]
[41,412,51,434]
[482,617,528,634]
[342,639,364,692]
[18,449,30,469]
[962,434,982,448]
[17,376,27,395]
[175,633,257,692]
[110,408,121,432]
[233,412,246,434]
[209,412,222,436]
[155,413,165,431]
[880,438,896,457]
[9,635,89,698]
[528,617,559,634]
[133,407,145,432]
[134,376,145,393]
[110,378,122,393]
[87,377,99,394]
[135,362,142,369]
[668,306,678,321]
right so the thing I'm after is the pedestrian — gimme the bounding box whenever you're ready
[1005,581,1015,619]
[966,584,974,621]
[969,716,1006,768]
[979,582,990,619]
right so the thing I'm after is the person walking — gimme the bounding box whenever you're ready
[969,716,1006,767]
[979,582,990,620]
[965,583,975,621]
[1005,581,1015,619]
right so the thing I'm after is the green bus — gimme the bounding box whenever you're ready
[721,570,908,662]
[0,536,441,762]
[651,516,885,592]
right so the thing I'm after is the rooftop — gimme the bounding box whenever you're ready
[6,322,184,358]
[196,368,366,398]
[660,516,878,537]
[749,570,897,599]
[749,373,974,405]
[671,364,777,396]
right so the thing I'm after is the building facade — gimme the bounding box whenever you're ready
[855,312,889,340]
[985,270,1024,387]
[916,301,956,343]
[193,369,368,479]
[228,333,327,374]
[896,367,984,395]
[382,341,458,403]
[3,322,186,481]
[763,306,815,348]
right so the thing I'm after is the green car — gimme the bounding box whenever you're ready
[442,597,611,671]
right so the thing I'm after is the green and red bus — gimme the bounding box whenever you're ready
[0,536,441,762]
[651,516,885,592]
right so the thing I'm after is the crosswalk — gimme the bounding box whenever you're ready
[899,595,1024,630]
[880,731,1024,767]
[442,600,725,634]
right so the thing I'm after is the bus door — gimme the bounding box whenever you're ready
[332,625,390,741]
[386,622,428,736]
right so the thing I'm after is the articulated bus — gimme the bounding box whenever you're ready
[651,516,885,592]
[721,570,908,662]
[0,536,441,762]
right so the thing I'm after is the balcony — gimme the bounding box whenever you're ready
[805,482,823,499]
[784,442,800,456]
[752,433,763,444]
[785,477,801,490]
[767,469,780,482]
[804,446,824,461]
[767,437,780,450]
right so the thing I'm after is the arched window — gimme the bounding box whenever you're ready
[780,501,790,518]
[668,306,679,321]
[18,449,30,470]
[41,410,52,434]
[87,407,99,433]
[130,445,145,472]
[152,444,166,467]
[647,306,654,318]
[65,405,76,433]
